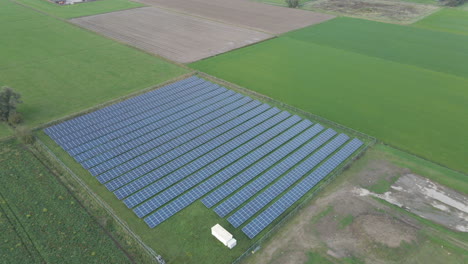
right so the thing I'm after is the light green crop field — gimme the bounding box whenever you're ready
[0,0,187,138]
[0,140,132,263]
[413,8,468,35]
[190,18,468,174]
[14,0,144,19]
[283,18,468,78]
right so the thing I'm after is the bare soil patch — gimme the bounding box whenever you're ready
[70,7,272,63]
[134,0,335,34]
[303,0,439,23]
[357,173,468,232]
[243,146,467,264]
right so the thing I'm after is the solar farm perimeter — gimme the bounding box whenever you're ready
[44,76,363,259]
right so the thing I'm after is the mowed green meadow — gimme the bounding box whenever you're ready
[413,8,468,36]
[14,0,144,19]
[191,17,468,174]
[0,140,132,263]
[0,0,188,137]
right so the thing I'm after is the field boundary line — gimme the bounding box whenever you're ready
[33,138,163,264]
[0,191,46,263]
[197,72,376,142]
[9,0,192,70]
[34,71,195,131]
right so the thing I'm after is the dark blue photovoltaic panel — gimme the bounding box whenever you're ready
[111,110,289,200]
[242,138,363,239]
[101,104,273,191]
[129,117,306,216]
[74,94,251,163]
[202,123,323,208]
[45,76,200,139]
[79,93,245,168]
[58,85,226,150]
[53,79,214,146]
[227,134,349,228]
[98,104,273,185]
[45,76,364,232]
[213,128,337,218]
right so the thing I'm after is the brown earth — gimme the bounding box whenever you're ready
[134,0,335,34]
[303,0,439,24]
[70,7,272,63]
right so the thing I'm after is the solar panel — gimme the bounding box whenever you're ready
[77,93,246,167]
[67,86,227,156]
[128,117,306,215]
[202,123,323,208]
[111,110,290,200]
[46,77,203,139]
[55,81,217,144]
[213,128,337,218]
[58,85,228,150]
[100,104,273,186]
[45,76,200,136]
[45,76,365,233]
[227,134,349,228]
[242,138,363,239]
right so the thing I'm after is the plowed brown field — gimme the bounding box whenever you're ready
[135,0,334,34]
[71,7,272,63]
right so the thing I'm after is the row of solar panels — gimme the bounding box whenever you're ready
[45,76,363,239]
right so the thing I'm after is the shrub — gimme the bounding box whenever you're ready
[8,112,23,126]
[15,126,35,145]
[439,0,467,6]
[286,0,300,8]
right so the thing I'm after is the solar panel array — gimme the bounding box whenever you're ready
[45,76,363,239]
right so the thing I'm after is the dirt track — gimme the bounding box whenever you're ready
[134,0,335,34]
[70,7,272,63]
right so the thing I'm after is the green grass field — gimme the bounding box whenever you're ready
[413,8,468,35]
[284,18,468,78]
[14,0,144,19]
[0,0,188,138]
[190,18,468,174]
[0,140,132,263]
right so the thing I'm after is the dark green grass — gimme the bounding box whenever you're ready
[0,140,132,263]
[14,0,144,19]
[0,0,187,138]
[284,17,468,79]
[0,124,12,139]
[0,200,39,263]
[413,8,468,36]
[190,21,468,174]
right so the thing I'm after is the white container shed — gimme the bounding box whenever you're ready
[211,224,237,249]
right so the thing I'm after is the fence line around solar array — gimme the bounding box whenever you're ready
[33,72,196,134]
[231,139,374,264]
[33,138,163,264]
[196,72,376,144]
